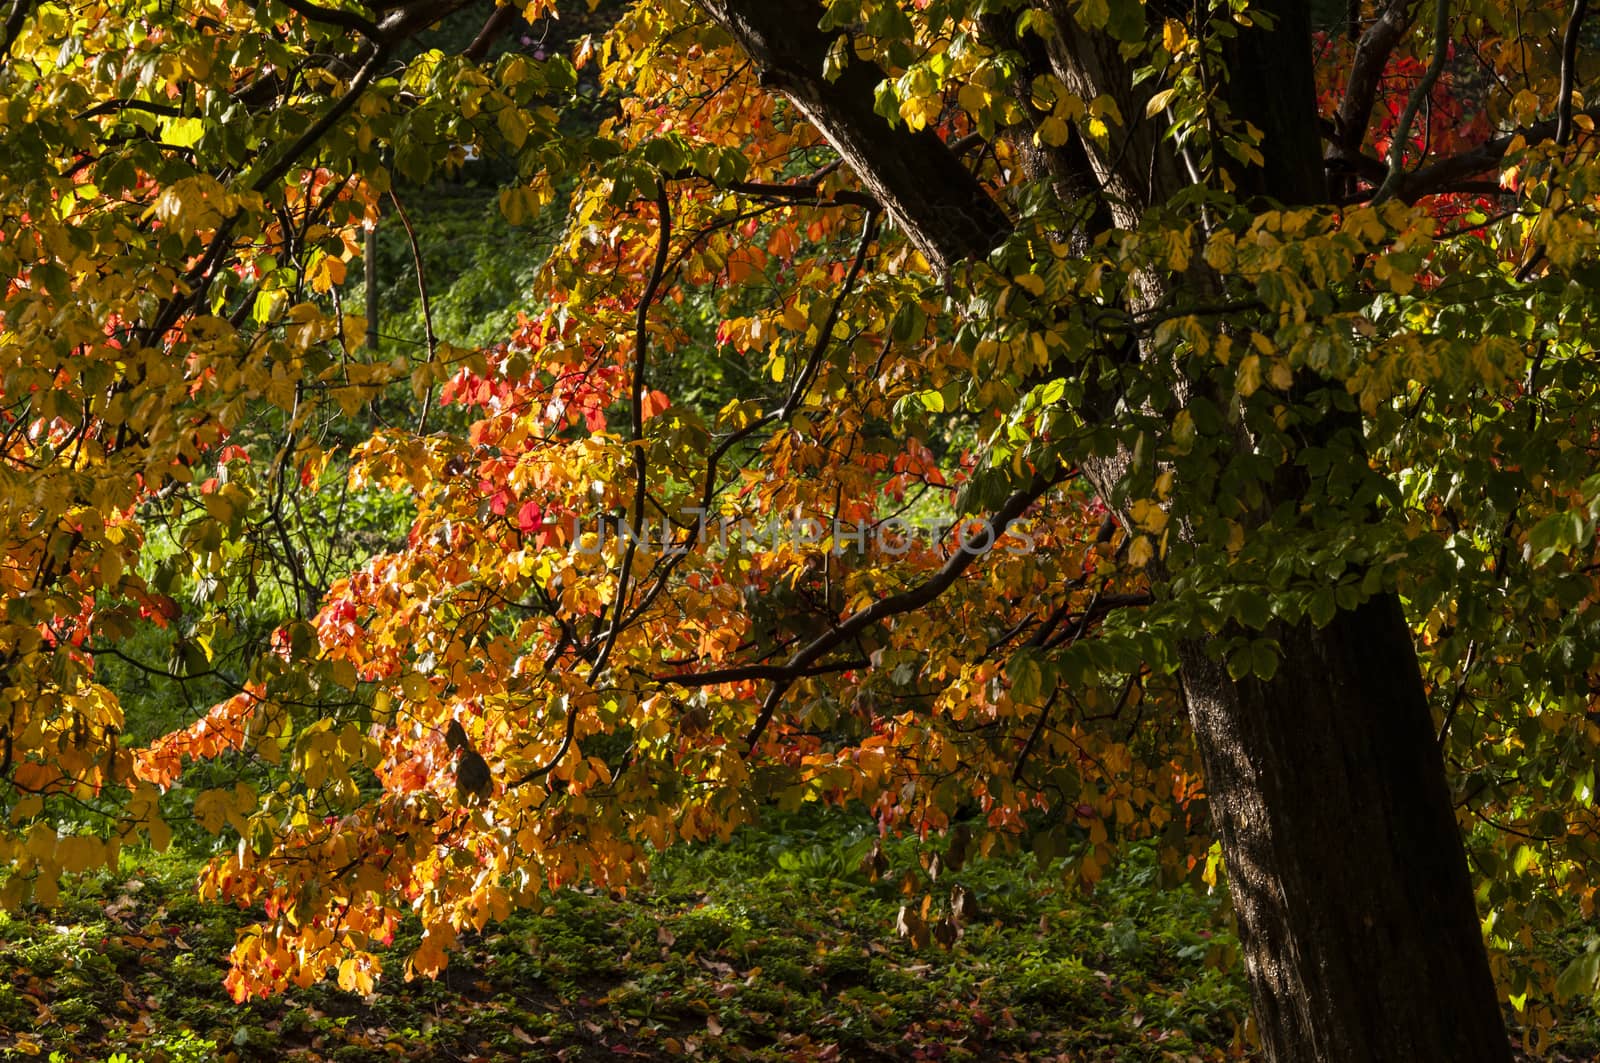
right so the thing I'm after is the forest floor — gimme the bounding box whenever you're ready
[0,809,1594,1062]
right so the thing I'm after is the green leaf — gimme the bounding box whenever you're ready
[1008,653,1044,704]
[1233,589,1271,630]
[1308,587,1337,627]
[1105,0,1148,43]
[1251,642,1278,681]
[1231,639,1279,682]
[1557,949,1600,1001]
[874,80,901,125]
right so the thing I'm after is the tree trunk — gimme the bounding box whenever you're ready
[1170,7,1512,1059]
[1179,599,1509,1061]
[698,1,1513,1058]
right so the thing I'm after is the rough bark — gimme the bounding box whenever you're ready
[1178,598,1509,1061]
[698,0,1010,274]
[697,1,1513,1059]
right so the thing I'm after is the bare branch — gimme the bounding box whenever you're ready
[1375,0,1450,203]
[743,472,1067,752]
[615,205,880,635]
[1335,0,1422,153]
[279,0,381,39]
[387,190,440,431]
[590,184,673,680]
[463,2,519,63]
[1556,0,1589,147]
[658,658,868,687]
[76,99,185,120]
[1400,105,1600,200]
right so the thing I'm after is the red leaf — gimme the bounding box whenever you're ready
[640,389,671,421]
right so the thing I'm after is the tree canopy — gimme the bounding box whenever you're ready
[4,0,1600,1058]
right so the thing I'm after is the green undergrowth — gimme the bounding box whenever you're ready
[10,807,1599,1061]
[1,809,1253,1062]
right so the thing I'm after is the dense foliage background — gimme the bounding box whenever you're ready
[10,0,1600,1058]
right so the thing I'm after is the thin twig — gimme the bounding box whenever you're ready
[591,185,673,681]
[1374,0,1451,204]
[388,190,439,432]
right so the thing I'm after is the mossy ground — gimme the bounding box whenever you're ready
[1,810,1256,1062]
[2,809,1597,1062]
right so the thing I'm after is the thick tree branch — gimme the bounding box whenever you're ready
[696,0,1009,274]
[1557,0,1589,147]
[658,658,867,687]
[1398,106,1600,200]
[279,0,382,39]
[743,472,1065,751]
[721,179,878,210]
[1375,0,1451,203]
[463,1,518,62]
[977,9,1109,253]
[373,0,481,48]
[1335,0,1422,153]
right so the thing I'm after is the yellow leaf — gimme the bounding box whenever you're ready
[146,816,173,853]
[1171,410,1195,452]
[1379,254,1415,295]
[193,788,233,834]
[286,303,333,350]
[1237,354,1262,396]
[164,116,205,148]
[342,314,368,350]
[957,82,990,118]
[309,254,347,294]
[1128,498,1169,535]
[499,186,532,225]
[1163,18,1188,52]
[1036,115,1070,146]
[1145,87,1177,119]
[1128,535,1155,568]
[57,835,101,873]
[502,55,531,87]
[24,822,56,861]
[497,105,530,150]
